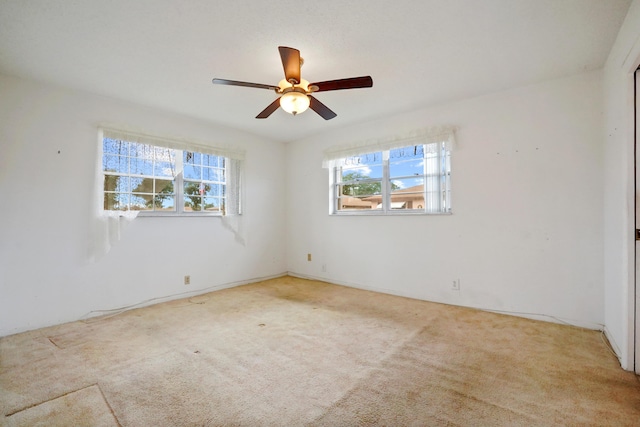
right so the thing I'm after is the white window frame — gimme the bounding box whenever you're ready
[328,140,452,216]
[100,129,242,217]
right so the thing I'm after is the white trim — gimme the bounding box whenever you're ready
[288,271,605,331]
[80,272,288,322]
[330,142,452,215]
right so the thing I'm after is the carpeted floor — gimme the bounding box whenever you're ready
[1,276,639,426]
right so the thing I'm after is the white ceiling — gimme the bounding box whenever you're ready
[0,0,631,143]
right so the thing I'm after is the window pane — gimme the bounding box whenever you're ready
[150,178,175,211]
[184,180,206,212]
[131,177,154,194]
[202,167,214,181]
[341,164,383,182]
[103,139,128,155]
[390,191,425,210]
[389,145,424,160]
[184,151,201,165]
[202,154,219,167]
[203,184,221,197]
[203,167,224,182]
[104,175,130,193]
[131,194,153,211]
[344,152,382,166]
[154,161,174,177]
[118,176,131,192]
[183,163,200,179]
[130,142,153,159]
[203,197,222,212]
[389,176,425,210]
[155,179,174,194]
[103,155,128,173]
[337,195,377,211]
[337,151,383,212]
[340,179,382,197]
[340,151,383,182]
[131,158,153,176]
[153,146,173,162]
[343,166,374,181]
[104,193,129,211]
[389,157,424,179]
[104,192,120,210]
[390,177,424,192]
[184,195,203,212]
[154,196,175,211]
[184,180,207,195]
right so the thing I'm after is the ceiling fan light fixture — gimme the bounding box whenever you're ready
[213,47,372,120]
[280,91,310,115]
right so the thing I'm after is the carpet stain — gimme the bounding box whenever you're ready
[2,276,639,426]
[5,384,119,427]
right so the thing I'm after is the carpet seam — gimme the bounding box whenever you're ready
[5,383,98,417]
[96,382,123,427]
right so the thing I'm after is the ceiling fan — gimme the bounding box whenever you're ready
[212,46,373,120]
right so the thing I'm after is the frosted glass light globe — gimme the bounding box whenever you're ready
[280,91,310,115]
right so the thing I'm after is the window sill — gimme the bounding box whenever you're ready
[330,210,452,216]
[137,212,225,217]
[103,211,226,218]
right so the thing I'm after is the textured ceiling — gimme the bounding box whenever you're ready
[0,0,632,142]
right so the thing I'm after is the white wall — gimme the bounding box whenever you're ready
[0,74,287,336]
[603,0,640,371]
[286,71,604,329]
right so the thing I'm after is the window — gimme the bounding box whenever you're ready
[101,130,241,216]
[330,141,451,214]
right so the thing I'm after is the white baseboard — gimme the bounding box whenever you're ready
[81,271,289,321]
[287,271,423,300]
[287,271,605,331]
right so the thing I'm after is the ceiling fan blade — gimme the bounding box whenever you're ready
[309,76,373,92]
[308,96,337,120]
[278,46,301,84]
[212,78,278,91]
[256,98,281,119]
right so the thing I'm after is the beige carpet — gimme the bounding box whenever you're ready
[1,276,639,426]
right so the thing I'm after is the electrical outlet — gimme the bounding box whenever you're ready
[452,279,460,290]
[322,264,327,272]
[184,275,191,285]
[307,253,312,261]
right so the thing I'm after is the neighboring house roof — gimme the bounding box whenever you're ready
[362,185,424,203]
[392,184,424,194]
[340,197,374,209]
